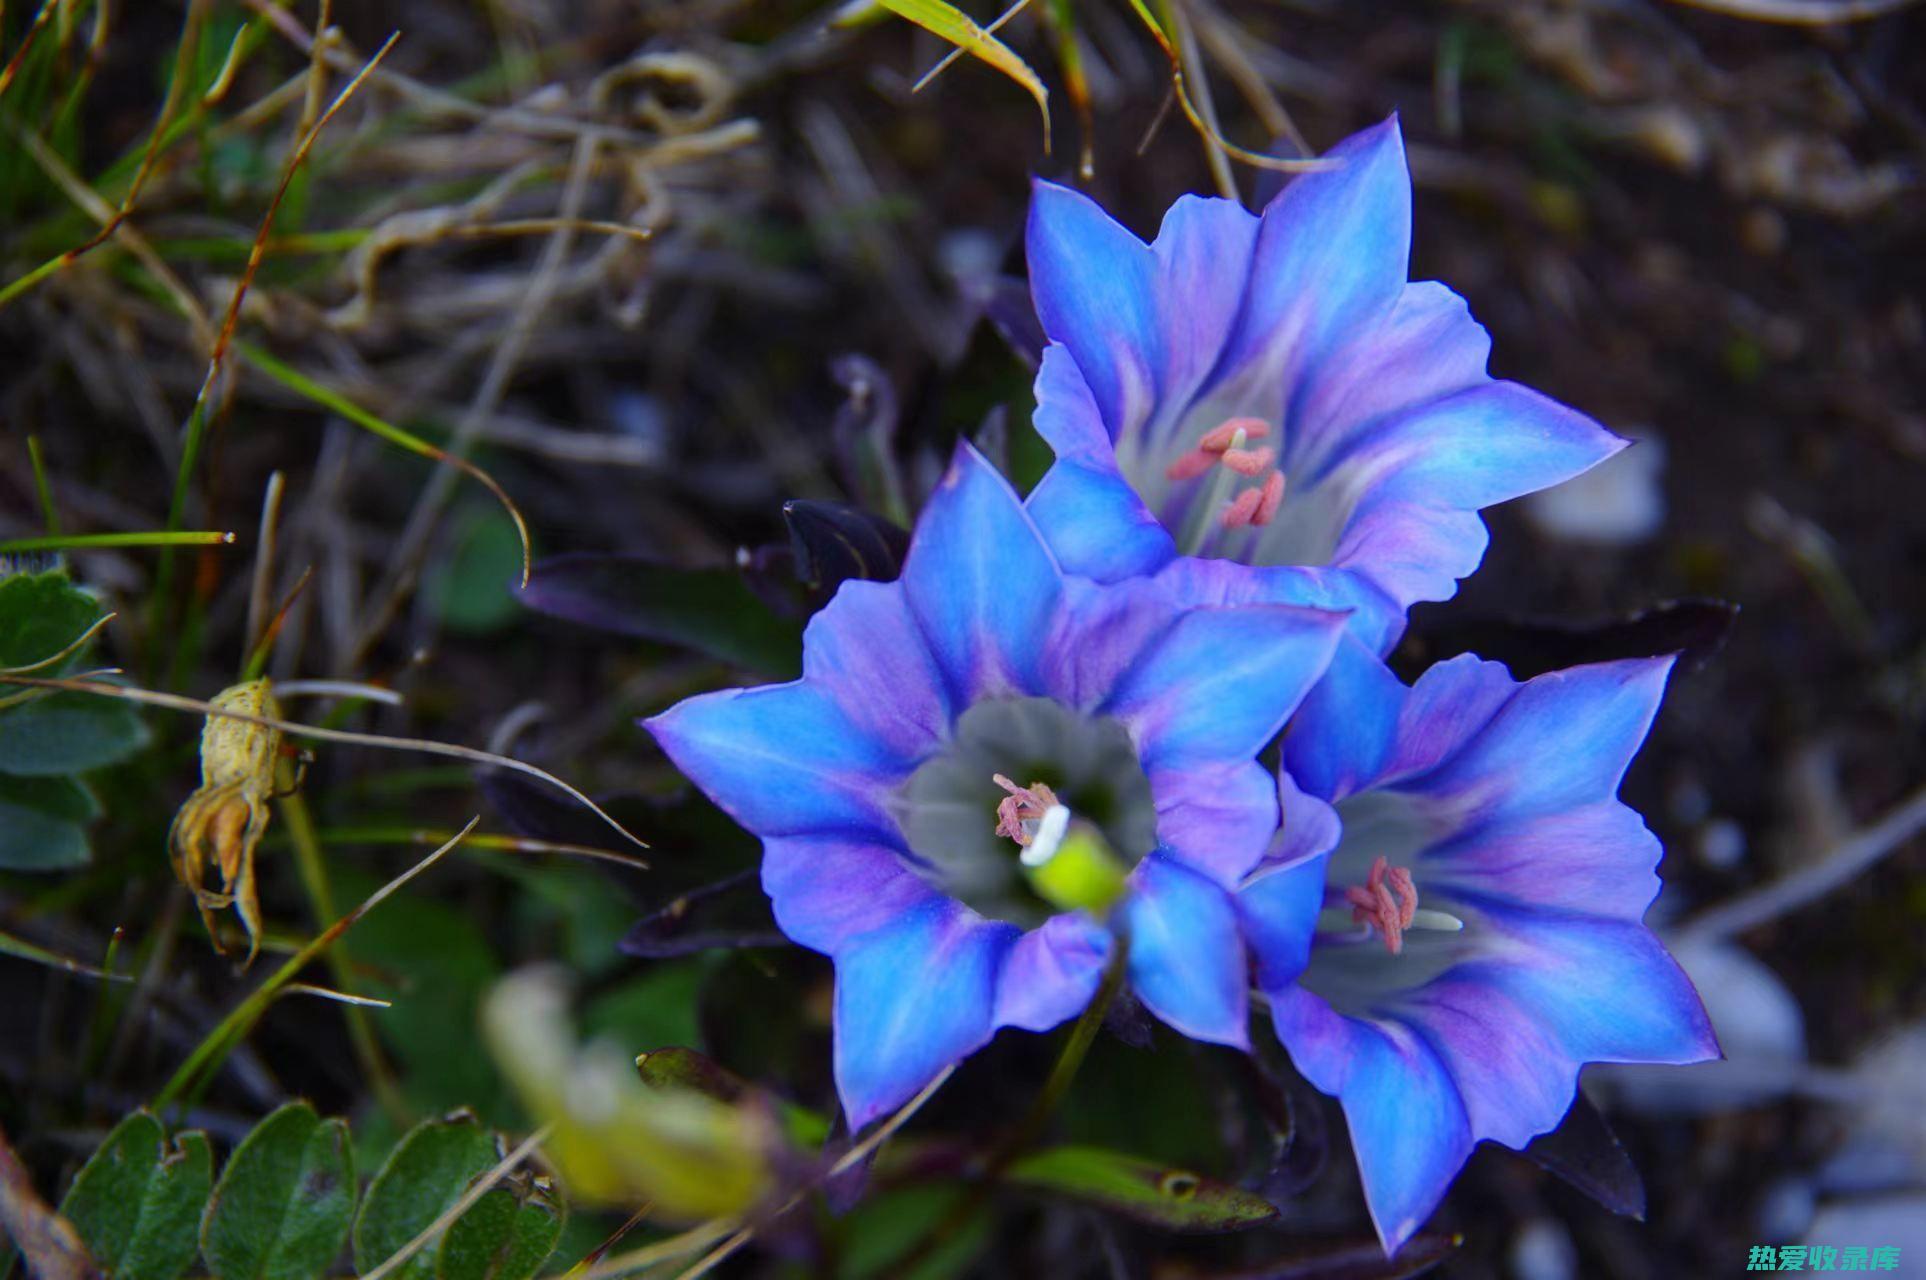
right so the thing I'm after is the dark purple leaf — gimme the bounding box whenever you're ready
[830,354,905,515]
[519,553,802,677]
[618,869,785,959]
[1240,1055,1328,1207]
[782,501,908,594]
[1517,1093,1646,1220]
[974,275,1046,369]
[1402,598,1738,681]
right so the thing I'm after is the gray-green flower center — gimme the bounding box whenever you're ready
[896,698,1157,925]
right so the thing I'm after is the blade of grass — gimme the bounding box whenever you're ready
[298,825,651,868]
[0,0,213,312]
[0,929,132,983]
[25,436,58,534]
[278,786,408,1124]
[0,674,649,852]
[0,0,59,101]
[165,28,401,559]
[862,0,1049,146]
[154,817,480,1110]
[235,340,532,589]
[0,531,233,552]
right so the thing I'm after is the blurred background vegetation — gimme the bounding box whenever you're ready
[1,1,1922,1277]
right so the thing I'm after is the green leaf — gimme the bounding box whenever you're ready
[434,1179,564,1280]
[60,1112,214,1280]
[353,1115,500,1280]
[1005,1145,1277,1232]
[861,0,1050,144]
[0,570,101,673]
[201,1102,356,1280]
[0,689,150,775]
[0,773,99,870]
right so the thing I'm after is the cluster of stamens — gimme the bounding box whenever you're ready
[1165,417,1287,529]
[993,775,1059,846]
[1345,855,1421,955]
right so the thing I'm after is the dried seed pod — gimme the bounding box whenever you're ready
[167,679,293,965]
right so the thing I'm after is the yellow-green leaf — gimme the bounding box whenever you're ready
[870,0,1049,143]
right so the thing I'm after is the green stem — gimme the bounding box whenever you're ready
[890,935,1129,1272]
[278,788,410,1125]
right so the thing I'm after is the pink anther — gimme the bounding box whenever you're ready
[1252,470,1286,525]
[1221,447,1276,477]
[1344,855,1421,955]
[1165,449,1219,483]
[1220,485,1265,529]
[993,774,1059,847]
[1197,417,1271,453]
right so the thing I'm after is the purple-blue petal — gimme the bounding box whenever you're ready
[1236,853,1328,991]
[995,912,1114,1032]
[1287,281,1490,476]
[902,443,1062,704]
[1269,985,1474,1254]
[1418,657,1674,819]
[1217,117,1412,397]
[1030,341,1128,467]
[760,834,942,955]
[1420,802,1665,922]
[801,578,952,763]
[1105,604,1346,767]
[1384,911,1717,1157]
[1120,854,1249,1048]
[833,897,1019,1129]
[1150,555,1406,657]
[1145,758,1279,888]
[1028,460,1176,586]
[646,683,902,839]
[1279,631,1405,803]
[1026,181,1161,438]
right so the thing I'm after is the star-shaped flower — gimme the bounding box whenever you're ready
[649,445,1349,1127]
[1237,640,1719,1251]
[1024,116,1626,652]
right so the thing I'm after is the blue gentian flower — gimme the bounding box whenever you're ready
[648,445,1348,1127]
[1236,641,1719,1251]
[1023,116,1625,652]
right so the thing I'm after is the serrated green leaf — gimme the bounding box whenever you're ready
[0,773,98,870]
[201,1102,356,1280]
[434,1180,564,1280]
[869,0,1049,143]
[1005,1145,1276,1232]
[353,1115,500,1280]
[0,689,150,775]
[0,570,102,673]
[61,1112,214,1280]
